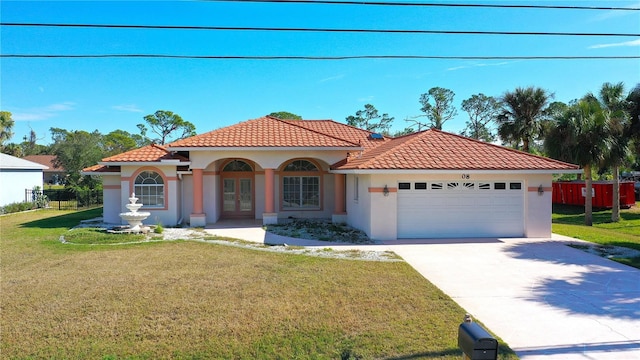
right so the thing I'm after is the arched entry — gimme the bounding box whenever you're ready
[221,160,255,218]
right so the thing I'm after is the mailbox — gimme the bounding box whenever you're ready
[458,321,498,360]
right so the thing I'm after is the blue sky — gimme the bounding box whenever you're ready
[2,0,639,144]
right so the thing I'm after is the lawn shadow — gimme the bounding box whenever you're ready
[19,208,102,229]
[504,241,640,320]
[381,343,516,360]
[381,348,460,359]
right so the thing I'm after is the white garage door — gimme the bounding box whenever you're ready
[397,180,524,238]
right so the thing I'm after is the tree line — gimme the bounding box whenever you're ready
[1,84,639,226]
[344,82,640,225]
[0,110,196,188]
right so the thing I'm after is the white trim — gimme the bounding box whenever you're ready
[167,146,361,152]
[99,161,191,166]
[81,171,121,176]
[331,169,582,175]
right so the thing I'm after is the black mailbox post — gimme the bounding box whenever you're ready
[458,321,498,360]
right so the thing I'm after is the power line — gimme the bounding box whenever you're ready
[2,54,639,60]
[2,23,639,37]
[198,0,640,11]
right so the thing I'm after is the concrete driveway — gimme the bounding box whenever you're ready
[385,235,640,360]
[207,223,640,359]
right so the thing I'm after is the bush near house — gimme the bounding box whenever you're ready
[0,201,37,215]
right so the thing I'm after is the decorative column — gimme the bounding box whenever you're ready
[262,168,278,224]
[332,173,348,224]
[190,168,206,227]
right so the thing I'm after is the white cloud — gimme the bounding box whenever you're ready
[591,2,640,22]
[357,96,375,102]
[447,61,512,71]
[112,104,144,113]
[12,102,76,121]
[589,39,640,49]
[318,74,345,83]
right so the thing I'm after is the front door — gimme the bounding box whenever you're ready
[221,160,255,218]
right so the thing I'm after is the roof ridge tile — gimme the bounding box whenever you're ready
[276,118,362,147]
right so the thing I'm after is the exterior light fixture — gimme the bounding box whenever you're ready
[383,185,389,196]
[538,184,544,196]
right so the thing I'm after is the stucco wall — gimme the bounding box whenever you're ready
[189,149,348,171]
[102,175,122,224]
[524,174,553,237]
[368,174,400,241]
[0,169,44,206]
[119,165,181,226]
[344,172,554,241]
[345,174,372,238]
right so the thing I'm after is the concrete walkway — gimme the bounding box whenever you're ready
[205,223,640,360]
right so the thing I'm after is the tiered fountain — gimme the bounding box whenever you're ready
[119,192,151,232]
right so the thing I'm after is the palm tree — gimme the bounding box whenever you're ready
[626,84,640,169]
[594,82,629,222]
[0,111,14,148]
[545,99,611,226]
[496,87,552,153]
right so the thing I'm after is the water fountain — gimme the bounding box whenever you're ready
[119,192,151,232]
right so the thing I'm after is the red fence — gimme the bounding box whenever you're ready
[552,181,636,209]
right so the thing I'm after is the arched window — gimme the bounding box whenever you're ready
[223,160,253,172]
[134,170,165,207]
[284,160,318,172]
[282,160,320,209]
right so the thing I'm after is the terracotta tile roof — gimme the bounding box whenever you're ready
[81,164,121,173]
[283,119,391,151]
[334,129,580,171]
[100,144,189,163]
[23,155,63,172]
[167,116,362,148]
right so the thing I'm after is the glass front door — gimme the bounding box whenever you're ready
[222,177,253,217]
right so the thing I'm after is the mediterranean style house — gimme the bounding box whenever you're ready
[83,116,580,240]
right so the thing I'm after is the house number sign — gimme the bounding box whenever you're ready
[461,174,470,179]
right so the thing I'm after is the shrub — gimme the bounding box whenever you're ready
[0,201,36,215]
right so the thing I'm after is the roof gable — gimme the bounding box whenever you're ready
[334,129,579,171]
[23,155,63,172]
[0,153,48,170]
[167,116,362,149]
[100,144,189,163]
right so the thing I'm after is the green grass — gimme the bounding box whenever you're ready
[552,202,640,268]
[63,228,147,244]
[1,208,517,360]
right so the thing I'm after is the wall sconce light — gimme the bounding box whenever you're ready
[383,185,389,197]
[538,184,544,196]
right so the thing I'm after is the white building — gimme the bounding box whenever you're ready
[0,153,48,206]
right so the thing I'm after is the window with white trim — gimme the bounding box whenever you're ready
[134,171,165,207]
[282,160,320,209]
[354,176,359,201]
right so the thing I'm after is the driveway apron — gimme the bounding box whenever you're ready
[387,236,640,360]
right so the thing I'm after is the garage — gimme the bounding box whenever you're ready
[397,180,524,238]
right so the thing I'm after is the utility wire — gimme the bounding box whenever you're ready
[2,54,639,60]
[2,23,639,37]
[198,0,640,11]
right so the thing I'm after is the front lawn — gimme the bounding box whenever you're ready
[1,209,517,359]
[552,202,640,268]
